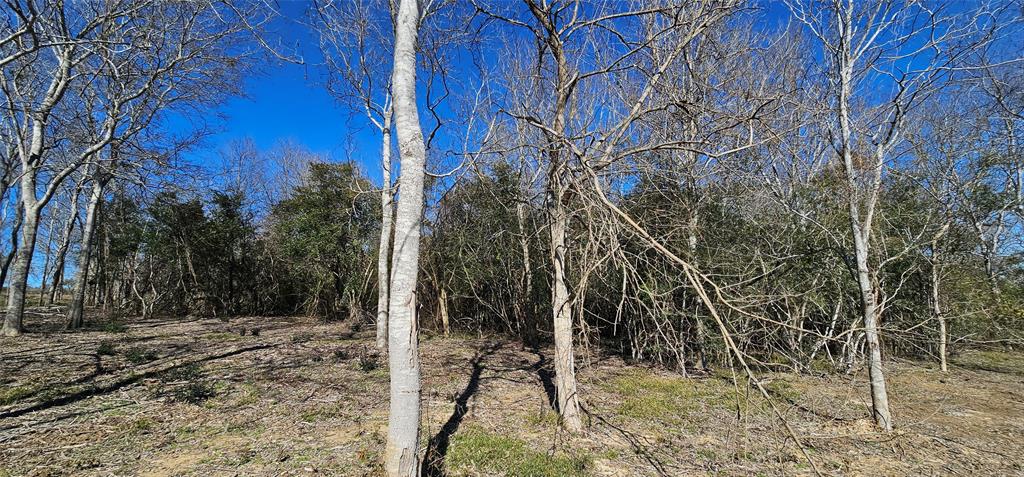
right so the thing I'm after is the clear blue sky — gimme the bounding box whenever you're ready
[179,1,384,183]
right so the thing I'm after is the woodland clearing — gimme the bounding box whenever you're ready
[1,312,1021,476]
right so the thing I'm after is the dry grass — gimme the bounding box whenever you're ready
[0,312,1022,476]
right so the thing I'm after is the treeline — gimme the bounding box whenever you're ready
[80,160,378,321]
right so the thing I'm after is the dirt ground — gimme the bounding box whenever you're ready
[1,312,1022,476]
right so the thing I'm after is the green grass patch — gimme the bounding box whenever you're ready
[524,409,560,429]
[119,417,156,435]
[764,379,801,402]
[954,350,1024,376]
[101,321,127,333]
[446,427,589,477]
[0,384,37,405]
[604,371,736,423]
[235,383,262,406]
[203,332,243,342]
[300,403,345,423]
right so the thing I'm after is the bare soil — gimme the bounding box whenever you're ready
[1,312,1022,476]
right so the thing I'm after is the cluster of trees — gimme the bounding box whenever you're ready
[47,145,379,322]
[4,1,1024,476]
[0,0,279,333]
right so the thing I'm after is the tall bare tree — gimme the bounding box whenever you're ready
[314,0,395,350]
[787,0,1003,430]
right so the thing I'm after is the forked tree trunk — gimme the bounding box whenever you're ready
[384,0,425,474]
[67,178,105,329]
[376,108,394,351]
[837,22,893,430]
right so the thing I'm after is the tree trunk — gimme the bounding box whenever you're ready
[439,288,450,336]
[376,109,394,351]
[2,206,40,336]
[931,253,948,373]
[37,212,57,305]
[384,1,425,475]
[549,200,583,431]
[48,185,81,304]
[836,20,893,430]
[67,179,104,329]
[516,201,532,333]
[0,204,24,292]
[852,233,892,431]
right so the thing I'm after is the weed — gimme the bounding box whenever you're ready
[159,363,202,383]
[525,409,560,429]
[332,347,350,361]
[764,379,801,402]
[300,403,344,423]
[356,354,379,372]
[204,332,242,342]
[120,417,156,434]
[124,347,158,364]
[235,383,262,406]
[171,381,217,404]
[97,341,117,356]
[355,431,385,471]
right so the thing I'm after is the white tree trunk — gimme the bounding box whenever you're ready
[376,111,394,350]
[852,233,892,431]
[385,0,425,474]
[549,197,583,432]
[836,21,893,430]
[931,255,948,372]
[1,201,39,337]
[67,179,104,330]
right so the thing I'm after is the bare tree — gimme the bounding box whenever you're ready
[314,0,395,350]
[786,0,1004,430]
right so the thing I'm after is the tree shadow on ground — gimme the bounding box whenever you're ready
[0,342,276,420]
[588,411,671,476]
[422,342,500,477]
[526,344,558,410]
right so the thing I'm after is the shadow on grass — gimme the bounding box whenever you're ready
[422,342,500,477]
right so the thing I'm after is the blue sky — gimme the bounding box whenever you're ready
[178,1,384,183]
